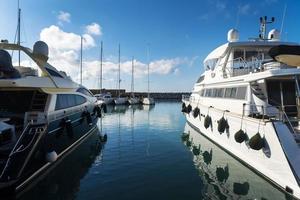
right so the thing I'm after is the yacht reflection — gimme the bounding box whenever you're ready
[182,123,288,200]
[142,104,155,111]
[17,129,104,200]
[113,104,129,114]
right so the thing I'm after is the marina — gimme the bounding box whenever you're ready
[16,102,288,200]
[1,0,300,199]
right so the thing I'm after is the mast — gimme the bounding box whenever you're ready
[100,41,103,92]
[17,0,21,66]
[147,45,150,98]
[80,36,83,85]
[131,56,134,97]
[118,44,121,98]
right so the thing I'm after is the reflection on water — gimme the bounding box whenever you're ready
[15,102,289,200]
[19,129,103,200]
[182,123,288,200]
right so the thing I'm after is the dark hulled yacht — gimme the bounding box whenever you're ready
[0,40,103,194]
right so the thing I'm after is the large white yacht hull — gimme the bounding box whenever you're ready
[183,99,300,199]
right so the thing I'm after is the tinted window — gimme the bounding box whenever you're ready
[56,94,87,110]
[216,88,224,97]
[197,75,204,83]
[236,87,247,99]
[211,89,217,97]
[77,88,94,97]
[230,88,237,98]
[75,95,86,105]
[225,88,232,98]
[46,68,63,78]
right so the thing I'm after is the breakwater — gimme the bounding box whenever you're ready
[90,89,190,100]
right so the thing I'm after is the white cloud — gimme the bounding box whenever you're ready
[57,11,71,25]
[85,23,102,36]
[38,25,186,89]
[40,25,95,50]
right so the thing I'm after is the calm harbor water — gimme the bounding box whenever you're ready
[18,102,288,200]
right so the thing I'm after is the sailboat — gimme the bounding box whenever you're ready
[114,44,127,105]
[95,41,113,105]
[142,47,155,105]
[128,57,140,104]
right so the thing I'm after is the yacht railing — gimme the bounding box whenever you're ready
[221,57,288,78]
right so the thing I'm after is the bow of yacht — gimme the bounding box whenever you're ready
[182,18,300,199]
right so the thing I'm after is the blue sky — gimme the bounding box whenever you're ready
[0,0,299,92]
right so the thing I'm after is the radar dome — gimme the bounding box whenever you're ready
[227,29,239,42]
[33,41,49,61]
[268,29,280,41]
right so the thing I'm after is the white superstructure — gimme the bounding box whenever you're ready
[183,17,300,199]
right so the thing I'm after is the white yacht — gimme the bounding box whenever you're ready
[95,93,114,105]
[0,40,103,195]
[182,17,300,199]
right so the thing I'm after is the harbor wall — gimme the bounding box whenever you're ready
[90,89,190,100]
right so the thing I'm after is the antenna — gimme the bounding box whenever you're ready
[280,4,287,34]
[259,16,275,40]
[100,41,103,92]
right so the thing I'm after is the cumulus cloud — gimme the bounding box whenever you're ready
[40,25,95,50]
[57,11,71,25]
[38,25,185,89]
[85,23,102,36]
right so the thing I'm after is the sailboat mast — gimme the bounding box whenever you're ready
[80,36,83,85]
[100,41,103,92]
[147,45,150,98]
[17,0,21,67]
[131,56,134,97]
[118,44,121,97]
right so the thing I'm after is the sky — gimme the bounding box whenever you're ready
[0,0,300,92]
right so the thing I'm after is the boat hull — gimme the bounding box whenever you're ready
[114,97,128,105]
[0,106,99,196]
[142,97,155,105]
[183,99,300,199]
[128,97,140,105]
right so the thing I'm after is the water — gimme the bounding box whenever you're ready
[18,102,288,200]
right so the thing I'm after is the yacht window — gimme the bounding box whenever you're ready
[233,49,244,60]
[204,59,218,71]
[46,68,63,78]
[224,88,232,98]
[211,89,217,97]
[200,90,205,96]
[236,87,247,99]
[56,94,68,110]
[205,89,212,97]
[197,75,204,83]
[245,51,258,61]
[77,88,94,97]
[56,94,87,110]
[216,88,224,97]
[75,95,86,105]
[230,88,237,98]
